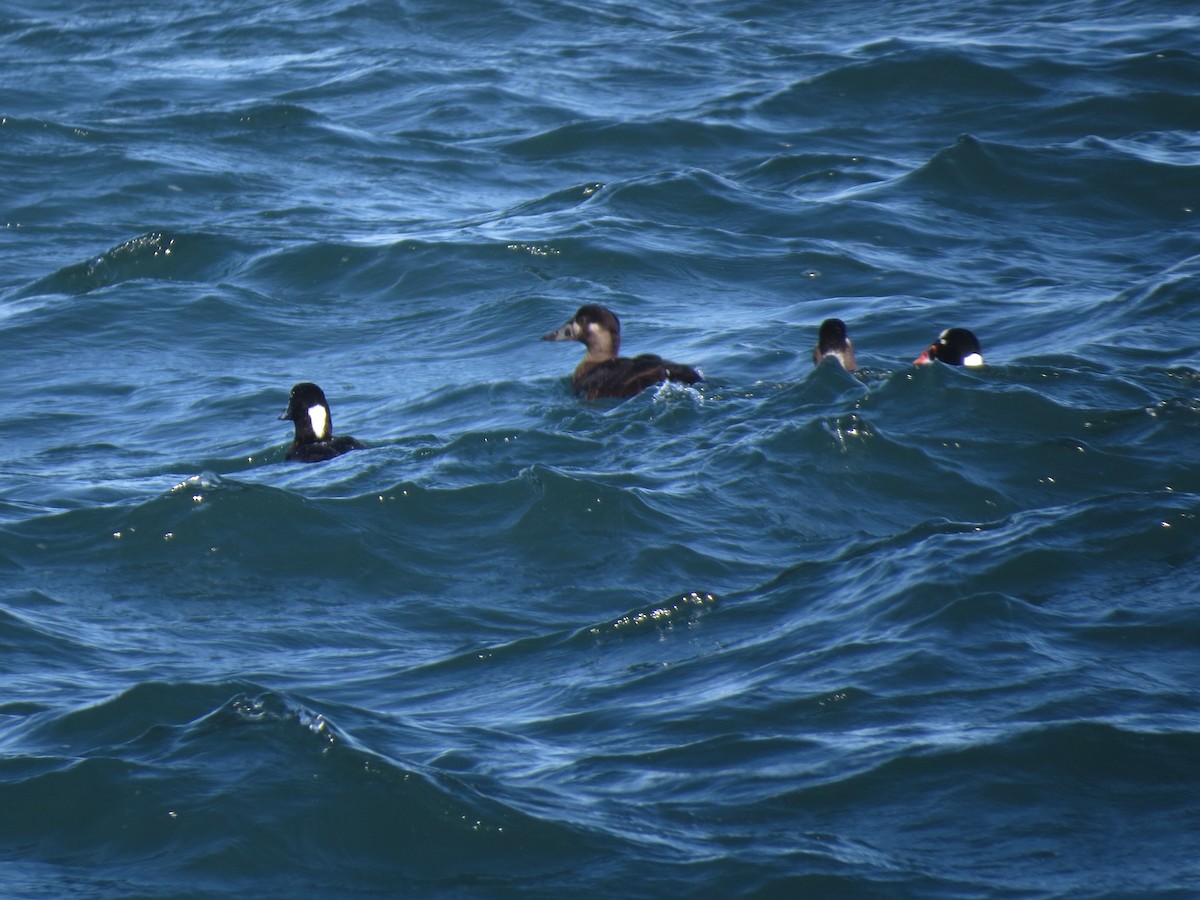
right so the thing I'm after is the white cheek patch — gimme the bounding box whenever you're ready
[307,404,329,440]
[962,352,984,367]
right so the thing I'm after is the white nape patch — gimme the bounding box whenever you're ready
[962,353,984,367]
[307,404,329,439]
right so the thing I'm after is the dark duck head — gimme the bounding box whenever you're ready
[541,304,702,399]
[915,328,984,367]
[278,382,365,463]
[812,318,857,371]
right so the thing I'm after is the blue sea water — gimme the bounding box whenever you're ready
[3,0,1200,896]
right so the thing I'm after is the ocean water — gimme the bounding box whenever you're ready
[2,0,1199,896]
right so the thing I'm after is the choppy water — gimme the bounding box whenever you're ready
[3,1,1200,896]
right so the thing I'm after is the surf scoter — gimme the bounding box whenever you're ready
[279,382,365,463]
[915,328,984,367]
[541,304,702,399]
[812,318,857,371]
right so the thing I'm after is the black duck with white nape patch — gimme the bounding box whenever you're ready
[541,304,702,400]
[915,328,984,367]
[812,318,857,371]
[279,382,365,463]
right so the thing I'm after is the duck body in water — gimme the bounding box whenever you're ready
[812,318,857,371]
[279,382,365,462]
[541,304,702,400]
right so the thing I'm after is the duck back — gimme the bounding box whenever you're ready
[573,354,702,399]
[286,434,365,463]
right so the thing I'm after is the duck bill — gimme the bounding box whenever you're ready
[914,348,933,365]
[541,320,579,342]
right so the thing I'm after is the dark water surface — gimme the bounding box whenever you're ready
[3,0,1199,896]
